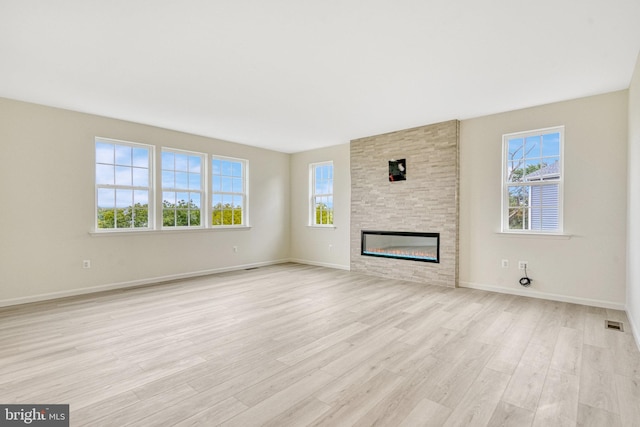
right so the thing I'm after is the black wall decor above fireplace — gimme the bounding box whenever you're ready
[361,230,439,263]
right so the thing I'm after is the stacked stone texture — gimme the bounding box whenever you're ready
[350,120,459,287]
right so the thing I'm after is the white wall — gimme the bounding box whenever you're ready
[290,144,350,269]
[0,97,290,305]
[627,52,640,346]
[460,91,628,308]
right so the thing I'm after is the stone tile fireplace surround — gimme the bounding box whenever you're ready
[350,120,459,287]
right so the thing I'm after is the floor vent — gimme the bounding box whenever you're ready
[605,320,624,332]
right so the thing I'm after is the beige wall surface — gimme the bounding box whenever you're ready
[0,98,291,304]
[627,52,640,344]
[460,91,628,308]
[289,143,351,269]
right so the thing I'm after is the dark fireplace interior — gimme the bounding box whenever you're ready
[361,230,439,263]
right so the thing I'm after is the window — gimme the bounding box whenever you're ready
[211,156,247,226]
[95,138,153,230]
[502,126,563,233]
[161,149,205,227]
[310,161,334,226]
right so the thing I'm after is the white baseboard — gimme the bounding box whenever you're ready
[459,281,625,310]
[288,258,351,271]
[626,307,640,352]
[0,259,291,308]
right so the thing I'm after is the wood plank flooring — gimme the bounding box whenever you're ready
[1,263,639,426]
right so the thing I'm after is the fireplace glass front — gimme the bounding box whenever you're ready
[361,230,439,263]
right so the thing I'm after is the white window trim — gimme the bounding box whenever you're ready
[160,147,207,229]
[211,155,249,227]
[94,137,155,233]
[501,126,564,234]
[309,161,334,227]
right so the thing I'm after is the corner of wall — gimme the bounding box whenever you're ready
[627,49,640,352]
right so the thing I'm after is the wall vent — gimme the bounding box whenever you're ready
[605,320,624,332]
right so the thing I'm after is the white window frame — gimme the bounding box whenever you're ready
[161,148,207,229]
[211,155,248,227]
[309,161,334,227]
[501,126,564,234]
[95,137,155,232]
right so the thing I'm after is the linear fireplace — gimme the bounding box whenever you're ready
[361,230,440,263]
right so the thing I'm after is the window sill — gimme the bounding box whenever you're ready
[306,225,337,229]
[90,226,252,236]
[495,231,572,240]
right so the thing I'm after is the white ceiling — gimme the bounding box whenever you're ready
[1,1,639,153]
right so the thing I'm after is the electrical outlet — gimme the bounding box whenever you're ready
[82,260,91,269]
[329,244,333,252]
[233,246,238,253]
[518,261,528,270]
[501,259,509,268]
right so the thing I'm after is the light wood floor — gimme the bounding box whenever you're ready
[1,263,639,426]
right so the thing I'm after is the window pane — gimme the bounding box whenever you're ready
[508,208,525,230]
[231,162,242,177]
[508,138,524,160]
[162,151,174,169]
[115,145,132,166]
[189,173,201,190]
[98,188,115,208]
[163,191,176,205]
[508,186,529,207]
[116,209,132,228]
[232,178,243,192]
[96,164,114,185]
[212,211,222,225]
[221,161,233,175]
[163,210,176,226]
[540,183,559,207]
[177,192,189,207]
[189,156,201,173]
[222,177,232,192]
[132,167,148,187]
[116,189,133,208]
[508,162,524,183]
[175,172,188,189]
[190,210,201,226]
[190,193,201,208]
[134,190,148,206]
[97,207,115,229]
[542,133,560,157]
[524,136,540,158]
[212,159,221,174]
[176,209,189,226]
[162,170,174,188]
[233,208,242,225]
[212,176,221,192]
[115,166,132,186]
[96,142,114,164]
[132,148,148,168]
[133,208,148,227]
[212,194,222,208]
[540,208,559,230]
[175,154,189,171]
